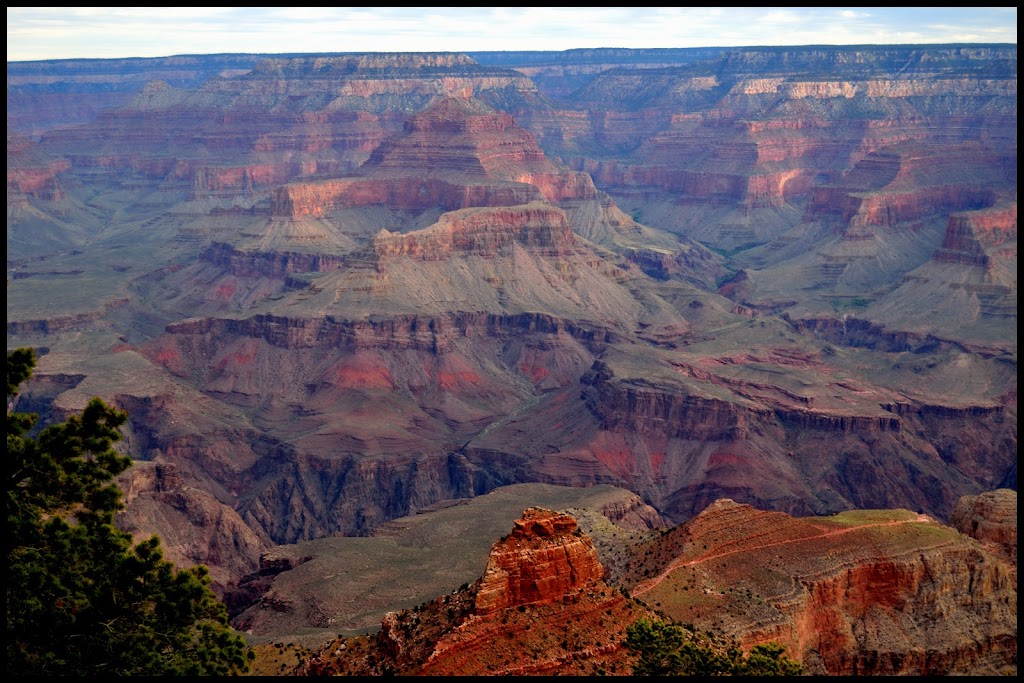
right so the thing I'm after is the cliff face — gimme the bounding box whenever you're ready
[474,507,605,614]
[372,204,577,261]
[550,343,1014,522]
[135,307,611,543]
[271,175,543,217]
[791,550,1016,675]
[6,131,69,200]
[932,204,1018,267]
[115,461,271,593]
[630,499,1017,676]
[949,489,1017,564]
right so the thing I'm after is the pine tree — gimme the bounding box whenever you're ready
[625,617,803,676]
[6,348,253,675]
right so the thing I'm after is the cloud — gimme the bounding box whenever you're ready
[6,7,1018,61]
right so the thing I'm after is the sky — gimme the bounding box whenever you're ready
[7,7,1017,62]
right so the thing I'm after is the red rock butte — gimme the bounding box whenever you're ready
[474,508,605,615]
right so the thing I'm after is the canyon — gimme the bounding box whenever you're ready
[278,493,1015,676]
[6,44,1017,671]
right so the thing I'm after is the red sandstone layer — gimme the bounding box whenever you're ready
[632,499,1017,676]
[474,507,605,614]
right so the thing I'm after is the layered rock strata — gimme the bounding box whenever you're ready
[32,54,545,201]
[371,203,577,261]
[303,507,643,676]
[474,507,605,614]
[271,96,597,219]
[630,499,1017,676]
[932,204,1018,268]
[6,45,1016,617]
[949,489,1017,564]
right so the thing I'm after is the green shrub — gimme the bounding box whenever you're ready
[625,617,802,676]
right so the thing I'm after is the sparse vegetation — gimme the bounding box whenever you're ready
[625,617,802,676]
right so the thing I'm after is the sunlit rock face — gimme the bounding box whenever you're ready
[474,507,605,615]
[628,499,1018,676]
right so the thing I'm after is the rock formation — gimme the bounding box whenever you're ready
[949,488,1017,564]
[473,507,604,614]
[301,507,647,676]
[223,483,662,639]
[269,95,598,220]
[541,45,1016,338]
[12,53,548,236]
[115,462,271,593]
[627,499,1017,676]
[290,497,1015,676]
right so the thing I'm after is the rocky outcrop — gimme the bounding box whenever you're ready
[474,507,605,614]
[6,129,70,202]
[581,358,902,441]
[582,366,764,441]
[223,551,313,619]
[816,185,997,231]
[949,489,1017,564]
[932,204,1018,267]
[271,176,543,217]
[790,547,1016,675]
[201,241,346,277]
[596,494,667,531]
[372,203,577,261]
[271,96,597,218]
[784,315,961,353]
[116,461,271,593]
[630,499,1018,676]
[6,299,129,335]
[298,496,1017,677]
[357,93,589,192]
[624,245,730,289]
[6,163,69,201]
[366,96,545,172]
[303,506,643,676]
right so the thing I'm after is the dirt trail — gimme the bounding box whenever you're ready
[633,515,932,597]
